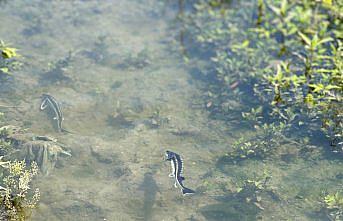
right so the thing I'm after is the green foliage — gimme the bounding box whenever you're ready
[227,122,290,160]
[235,172,273,210]
[180,0,343,154]
[250,0,342,152]
[0,40,21,75]
[324,192,343,209]
[0,159,40,221]
[323,192,343,220]
[0,114,40,220]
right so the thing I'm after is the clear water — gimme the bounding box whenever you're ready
[0,0,342,220]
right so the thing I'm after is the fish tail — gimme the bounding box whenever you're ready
[182,187,195,195]
[61,128,73,134]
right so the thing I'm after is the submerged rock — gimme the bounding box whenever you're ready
[23,141,71,175]
[0,125,71,175]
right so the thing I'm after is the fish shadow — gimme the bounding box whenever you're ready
[138,172,159,221]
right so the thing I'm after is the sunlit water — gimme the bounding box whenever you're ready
[0,0,342,221]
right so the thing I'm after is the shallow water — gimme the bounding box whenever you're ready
[0,0,342,221]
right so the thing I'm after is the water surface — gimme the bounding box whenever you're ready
[0,0,342,221]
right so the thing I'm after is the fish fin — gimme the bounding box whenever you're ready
[60,150,72,157]
[61,128,73,134]
[182,187,195,195]
[168,173,174,177]
[180,176,185,181]
[174,182,178,188]
[53,117,57,120]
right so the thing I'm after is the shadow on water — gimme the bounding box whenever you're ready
[138,172,160,221]
[200,194,259,221]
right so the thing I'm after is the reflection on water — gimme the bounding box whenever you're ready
[0,0,342,220]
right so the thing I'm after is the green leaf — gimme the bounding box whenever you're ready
[1,47,18,59]
[280,0,288,16]
[0,67,9,74]
[275,65,283,81]
[309,84,324,93]
[304,93,314,106]
[269,5,280,16]
[311,34,319,49]
[325,85,340,90]
[322,0,332,6]
[317,37,333,46]
[242,40,250,48]
[298,32,311,46]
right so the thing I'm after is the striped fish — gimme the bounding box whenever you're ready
[165,150,195,195]
[40,94,70,133]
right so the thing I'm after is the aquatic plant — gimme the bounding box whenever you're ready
[0,121,15,156]
[324,192,343,209]
[235,172,274,211]
[118,48,151,70]
[40,51,74,84]
[177,0,342,154]
[0,114,40,220]
[323,192,343,221]
[253,0,343,153]
[0,137,12,156]
[82,35,113,64]
[0,40,21,75]
[0,159,40,221]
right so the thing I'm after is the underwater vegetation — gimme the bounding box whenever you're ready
[1,41,38,219]
[177,0,342,155]
[172,0,342,219]
[0,114,40,221]
[234,172,275,211]
[107,99,169,130]
[117,48,152,70]
[0,159,40,221]
[198,169,279,220]
[323,191,343,220]
[40,51,74,85]
[82,35,116,65]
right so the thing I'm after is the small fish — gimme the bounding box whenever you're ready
[40,94,70,133]
[165,150,195,195]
